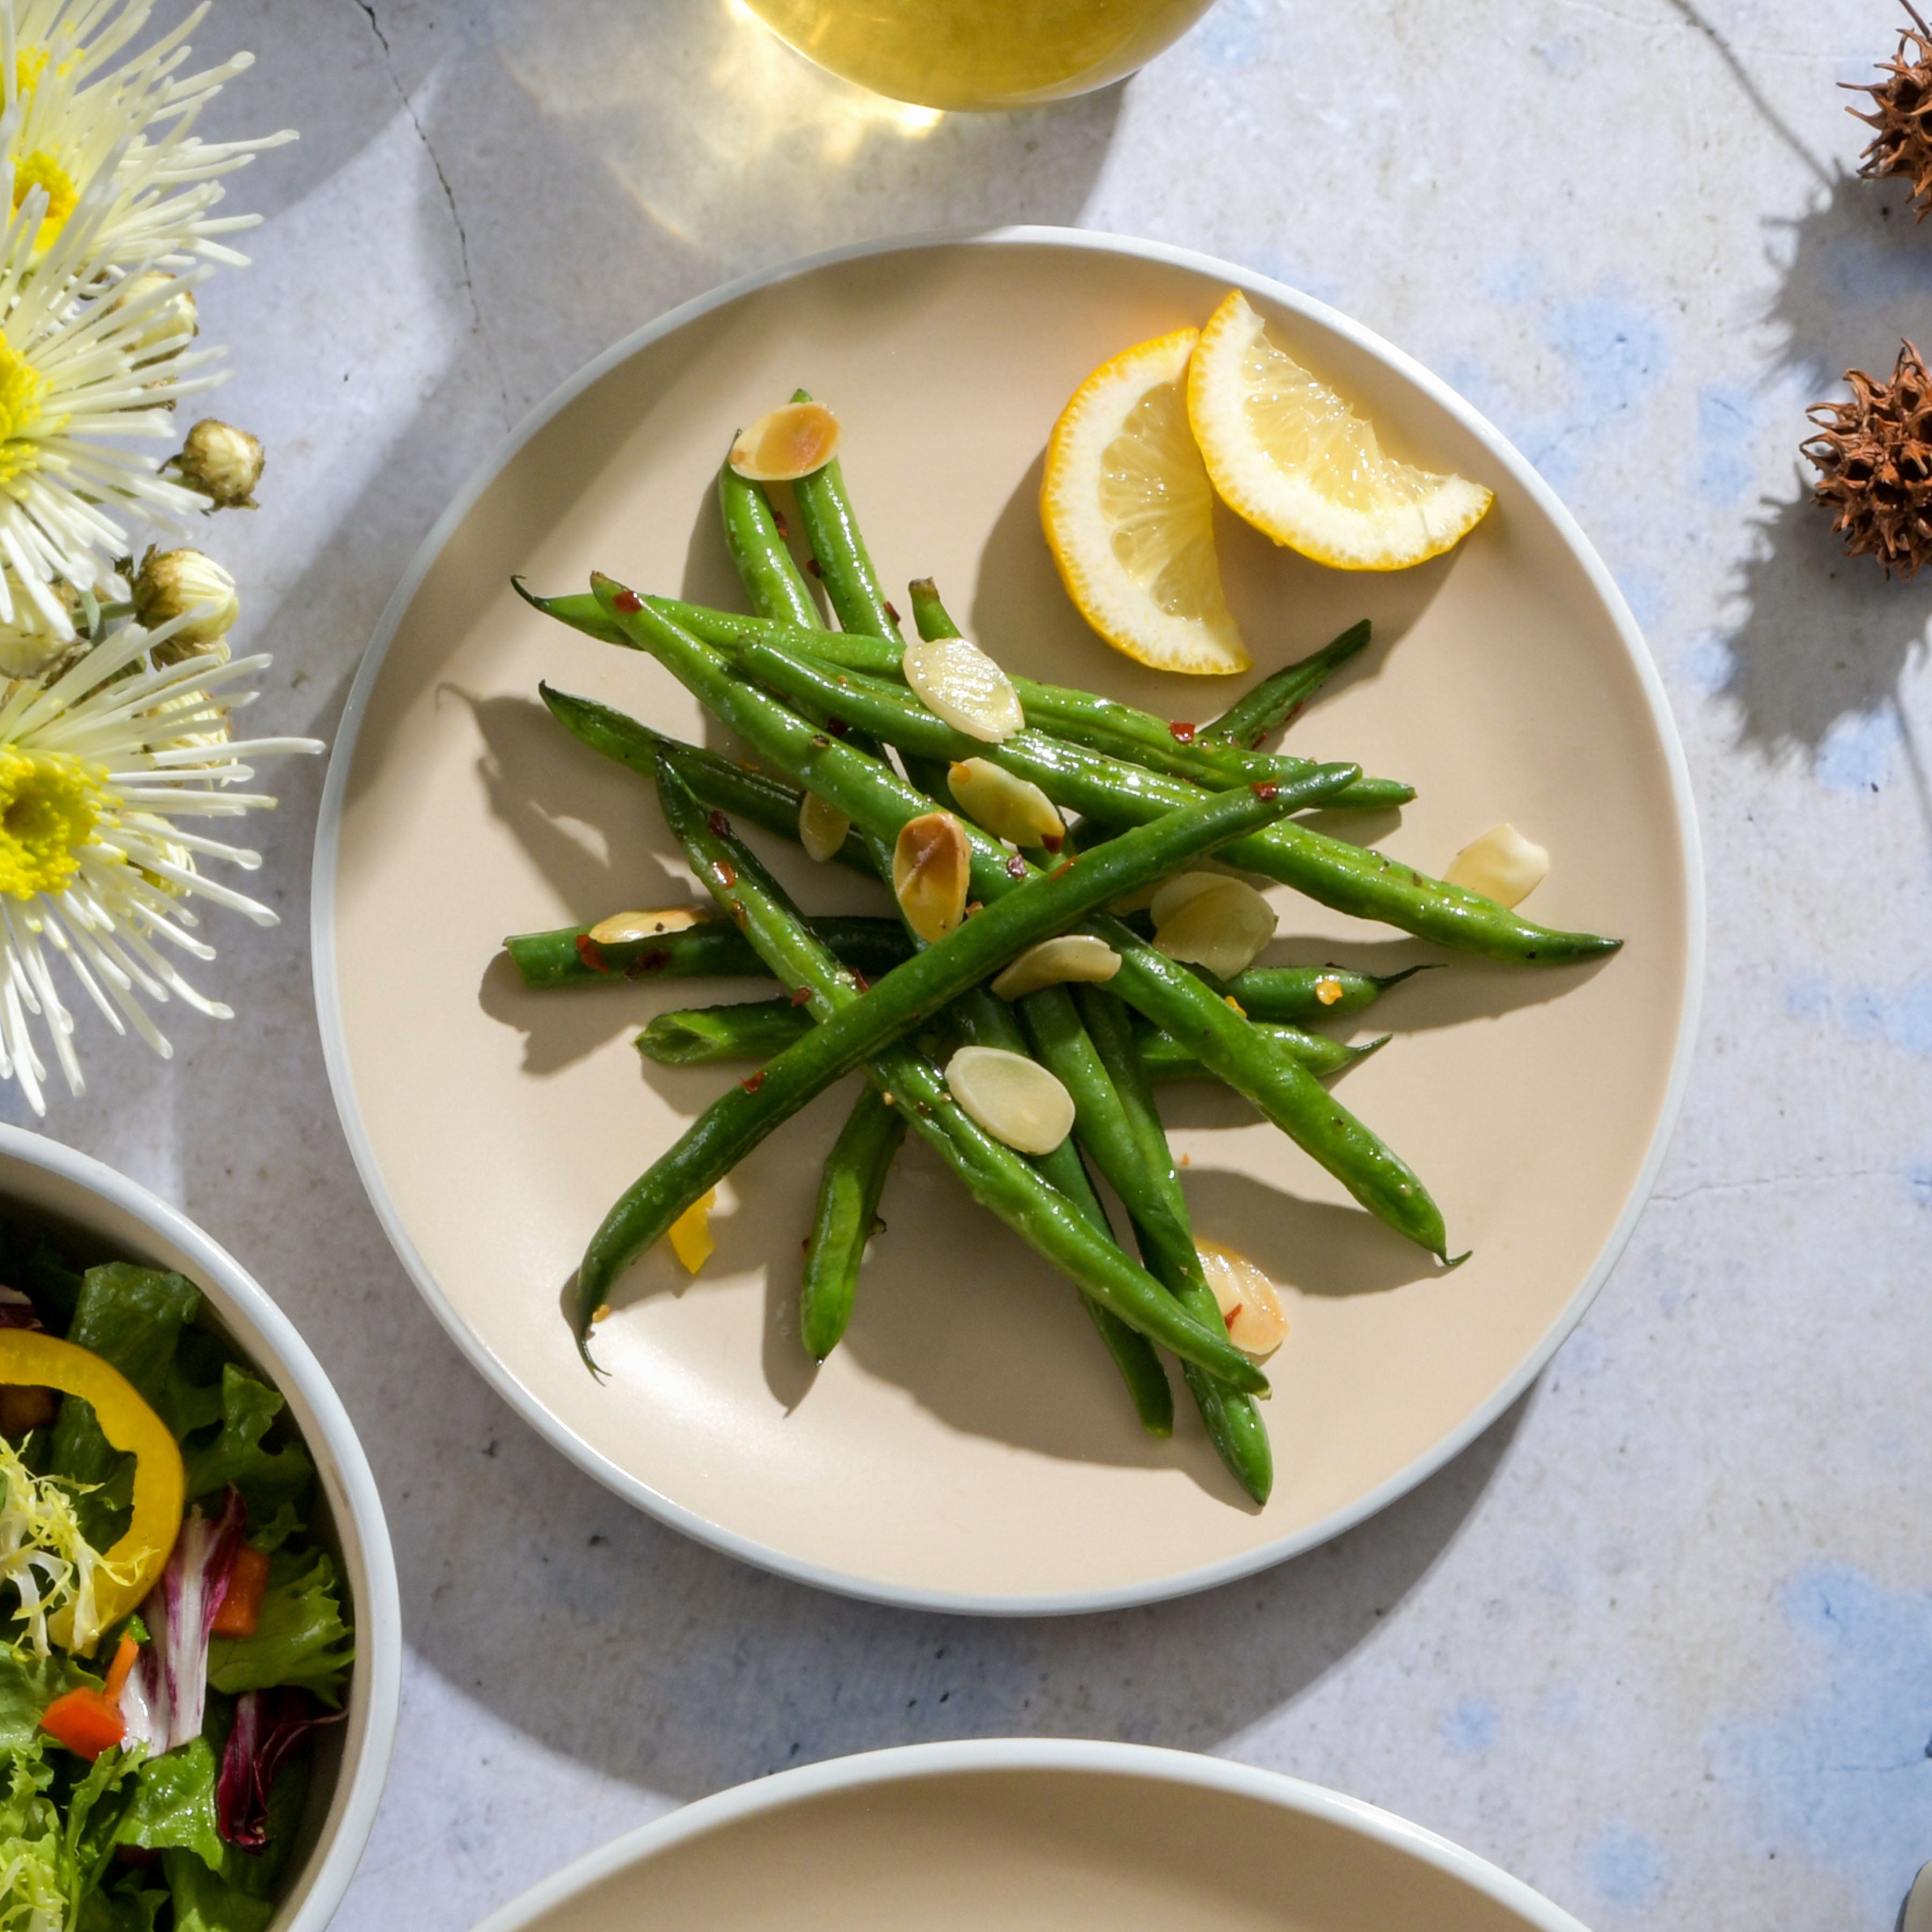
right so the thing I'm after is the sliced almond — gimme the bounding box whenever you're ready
[944,1045,1075,1155]
[1149,869,1230,928]
[1444,823,1549,909]
[1153,878,1277,979]
[903,634,1024,743]
[727,401,841,482]
[948,757,1063,849]
[669,1188,719,1275]
[798,790,851,863]
[891,810,971,943]
[588,907,709,945]
[1196,1239,1288,1358]
[990,934,1121,1001]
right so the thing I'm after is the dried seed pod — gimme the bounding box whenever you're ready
[943,1045,1075,1155]
[891,810,971,942]
[947,757,1064,847]
[990,934,1122,1000]
[798,790,851,862]
[903,634,1024,743]
[1803,340,1932,577]
[728,401,840,481]
[1848,4,1932,219]
[588,907,709,944]
[1152,877,1277,979]
[1196,1240,1288,1359]
[669,1187,719,1274]
[1443,823,1548,909]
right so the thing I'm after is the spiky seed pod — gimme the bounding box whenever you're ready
[1849,2,1932,217]
[1802,341,1932,579]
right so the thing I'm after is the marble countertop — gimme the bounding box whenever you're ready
[28,2,1932,1927]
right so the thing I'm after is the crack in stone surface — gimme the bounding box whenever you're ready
[1652,1168,1900,1204]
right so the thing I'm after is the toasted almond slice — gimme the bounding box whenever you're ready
[948,757,1064,848]
[1153,878,1277,979]
[891,810,971,942]
[1196,1239,1288,1358]
[669,1188,719,1274]
[990,934,1122,1001]
[1149,869,1230,928]
[903,634,1024,743]
[944,1045,1075,1155]
[727,401,841,481]
[588,907,709,945]
[1445,823,1549,909]
[798,790,851,862]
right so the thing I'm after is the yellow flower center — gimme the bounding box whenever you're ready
[12,49,48,98]
[0,336,46,491]
[11,148,74,252]
[0,747,103,899]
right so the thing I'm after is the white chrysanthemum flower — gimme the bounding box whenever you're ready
[2,1,295,274]
[0,605,320,1115]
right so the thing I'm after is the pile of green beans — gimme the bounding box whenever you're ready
[500,400,1624,1507]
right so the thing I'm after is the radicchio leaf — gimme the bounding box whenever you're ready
[216,1687,342,1849]
[119,1484,246,1753]
[0,1286,43,1330]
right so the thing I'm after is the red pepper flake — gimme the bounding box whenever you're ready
[731,903,748,928]
[805,556,823,578]
[740,1070,767,1093]
[852,969,870,993]
[1252,781,1279,801]
[716,860,737,888]
[612,590,642,613]
[1169,720,1196,742]
[1223,1303,1242,1333]
[884,599,902,624]
[575,934,610,974]
[1041,832,1064,853]
[625,948,671,979]
[789,985,814,1006]
[1005,853,1028,881]
[1285,700,1306,725]
[773,508,790,539]
[826,718,848,737]
[707,810,731,837]
[1049,858,1075,881]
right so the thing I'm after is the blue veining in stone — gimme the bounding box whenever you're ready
[1588,1826,1668,1912]
[1533,37,1585,77]
[1188,0,1268,69]
[1816,707,1899,794]
[1545,288,1668,422]
[1696,384,1757,506]
[1615,570,1666,634]
[1706,1566,1932,1924]
[1440,1696,1499,1757]
[1788,974,1932,1057]
[1681,632,1735,691]
[1905,1162,1932,1208]
[1484,257,1544,305]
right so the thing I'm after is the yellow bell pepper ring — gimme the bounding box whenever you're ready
[0,1330,185,1655]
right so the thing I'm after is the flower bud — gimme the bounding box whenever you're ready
[133,546,238,648]
[169,419,263,510]
[112,272,197,363]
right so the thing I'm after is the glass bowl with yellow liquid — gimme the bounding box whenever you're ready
[742,0,1218,111]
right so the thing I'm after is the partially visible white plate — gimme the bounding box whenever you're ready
[472,1739,1595,1932]
[314,226,1702,1613]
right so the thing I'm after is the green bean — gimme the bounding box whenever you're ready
[1202,621,1373,749]
[788,388,904,641]
[949,986,1173,1436]
[907,579,1410,811]
[799,1086,906,1363]
[1074,984,1274,1503]
[615,763,1268,1392]
[636,996,1375,1079]
[575,733,1309,1354]
[1223,961,1436,1023]
[718,460,824,630]
[511,914,912,991]
[724,639,1615,969]
[536,682,875,875]
[546,583,1453,1256]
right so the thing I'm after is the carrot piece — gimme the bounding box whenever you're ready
[41,1687,125,1759]
[210,1545,270,1639]
[100,1634,139,1703]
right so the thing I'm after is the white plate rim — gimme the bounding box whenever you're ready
[310,223,1707,1618]
[465,1735,1596,1932]
[0,1124,403,1932]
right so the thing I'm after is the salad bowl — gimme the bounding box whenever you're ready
[472,1738,1596,1932]
[0,1125,401,1932]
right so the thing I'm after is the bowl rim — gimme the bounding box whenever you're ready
[467,1735,1596,1932]
[0,1123,403,1932]
[311,223,1707,1618]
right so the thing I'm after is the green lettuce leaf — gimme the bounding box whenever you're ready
[207,1552,352,1708]
[162,1849,274,1932]
[118,1738,223,1874]
[180,1368,314,1525]
[77,1877,167,1932]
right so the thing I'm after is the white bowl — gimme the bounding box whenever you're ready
[0,1125,401,1932]
[472,1737,1594,1932]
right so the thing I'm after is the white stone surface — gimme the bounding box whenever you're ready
[23,2,1932,1927]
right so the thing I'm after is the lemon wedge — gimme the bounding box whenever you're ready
[1040,327,1250,676]
[1188,289,1493,570]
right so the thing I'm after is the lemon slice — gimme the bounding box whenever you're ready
[1041,327,1250,676]
[1188,289,1493,570]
